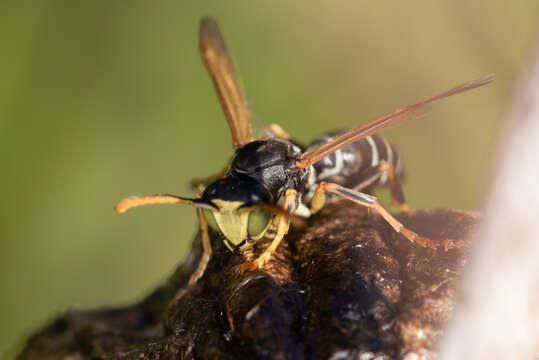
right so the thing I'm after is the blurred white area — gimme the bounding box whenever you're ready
[439,42,539,359]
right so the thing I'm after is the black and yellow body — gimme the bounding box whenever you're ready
[198,132,406,253]
[114,17,493,285]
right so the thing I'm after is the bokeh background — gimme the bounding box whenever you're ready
[1,0,537,355]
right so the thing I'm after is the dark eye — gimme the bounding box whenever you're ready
[202,209,219,232]
[247,210,271,239]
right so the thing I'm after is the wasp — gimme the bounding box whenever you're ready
[115,17,493,285]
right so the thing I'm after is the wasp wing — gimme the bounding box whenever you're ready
[200,17,253,150]
[296,74,494,169]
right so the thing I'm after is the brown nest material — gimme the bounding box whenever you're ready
[18,201,477,360]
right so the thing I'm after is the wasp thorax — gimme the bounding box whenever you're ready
[201,178,274,253]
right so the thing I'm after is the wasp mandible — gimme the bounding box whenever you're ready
[115,17,493,285]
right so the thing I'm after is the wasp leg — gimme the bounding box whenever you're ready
[378,160,408,211]
[260,124,290,139]
[188,208,213,285]
[241,188,297,270]
[311,182,453,250]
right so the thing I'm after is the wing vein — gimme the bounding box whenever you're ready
[296,74,494,169]
[200,17,253,149]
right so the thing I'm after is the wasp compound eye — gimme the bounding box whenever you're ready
[202,209,219,232]
[247,210,272,240]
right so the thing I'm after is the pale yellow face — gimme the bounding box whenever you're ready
[202,199,272,252]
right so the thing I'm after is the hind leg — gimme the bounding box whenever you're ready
[378,160,408,211]
[311,182,453,250]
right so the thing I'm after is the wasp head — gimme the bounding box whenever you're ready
[114,177,278,255]
[200,177,274,253]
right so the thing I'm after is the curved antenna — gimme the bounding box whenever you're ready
[114,194,208,214]
[200,16,253,149]
[296,74,494,169]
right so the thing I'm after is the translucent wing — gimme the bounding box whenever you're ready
[200,17,253,149]
[296,74,494,169]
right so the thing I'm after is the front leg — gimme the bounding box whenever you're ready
[188,208,213,285]
[190,165,230,190]
[241,188,297,270]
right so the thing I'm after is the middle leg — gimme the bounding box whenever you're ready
[241,188,297,270]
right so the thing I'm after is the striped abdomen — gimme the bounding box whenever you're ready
[307,130,405,192]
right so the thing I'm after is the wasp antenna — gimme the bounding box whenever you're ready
[114,194,195,214]
[295,74,495,169]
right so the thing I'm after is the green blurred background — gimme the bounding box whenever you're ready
[0,0,537,355]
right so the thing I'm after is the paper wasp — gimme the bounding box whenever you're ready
[115,17,493,285]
